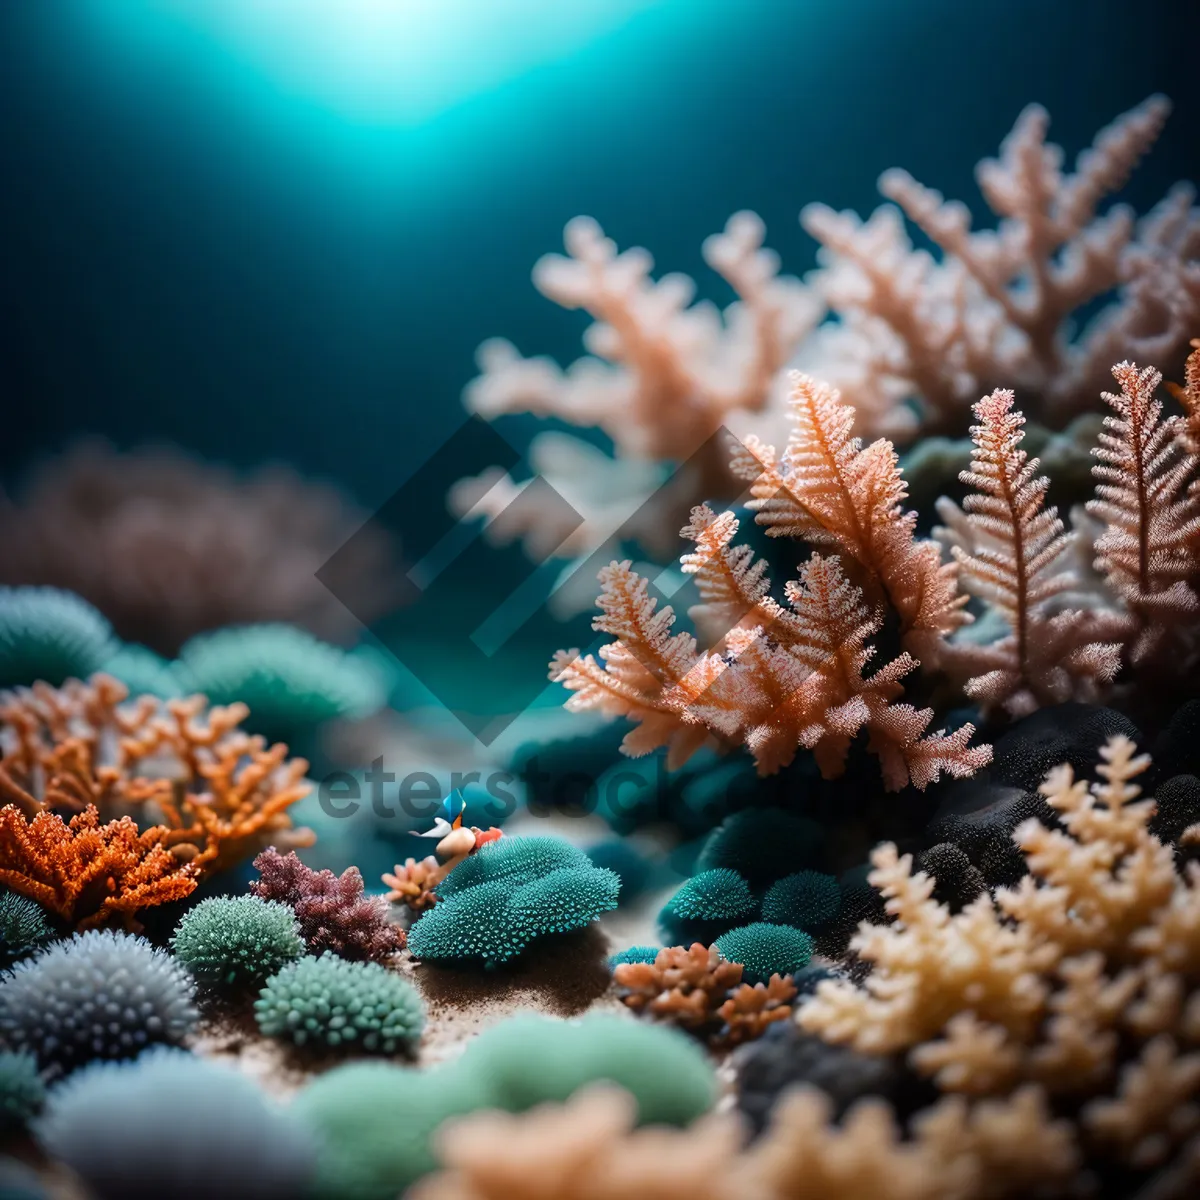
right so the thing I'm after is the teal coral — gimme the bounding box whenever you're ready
[408,837,619,966]
[293,1012,715,1200]
[0,587,117,688]
[173,623,387,742]
[0,891,54,971]
[171,896,304,989]
[0,1052,44,1134]
[715,922,814,985]
[660,867,756,943]
[695,809,825,888]
[254,956,424,1053]
[609,945,661,967]
[761,870,842,930]
[99,643,181,698]
[33,1047,315,1200]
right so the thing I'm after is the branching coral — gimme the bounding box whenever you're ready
[251,848,404,962]
[171,895,304,988]
[255,956,425,1053]
[940,389,1124,714]
[796,734,1200,1182]
[0,675,313,906]
[804,96,1199,438]
[0,441,404,655]
[33,1047,317,1200]
[382,855,443,912]
[0,587,117,690]
[0,931,197,1076]
[552,502,988,786]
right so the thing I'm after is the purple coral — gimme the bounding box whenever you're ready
[250,849,405,962]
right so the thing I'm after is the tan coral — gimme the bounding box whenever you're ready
[382,856,444,912]
[714,974,797,1049]
[613,943,743,1032]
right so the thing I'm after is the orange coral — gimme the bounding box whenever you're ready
[0,676,313,910]
[0,804,198,930]
[552,509,989,787]
[614,943,744,1032]
[715,974,798,1049]
[382,856,444,912]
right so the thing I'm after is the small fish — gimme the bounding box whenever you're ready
[417,791,467,841]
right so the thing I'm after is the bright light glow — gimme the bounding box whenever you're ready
[127,0,663,123]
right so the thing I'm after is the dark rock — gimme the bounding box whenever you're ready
[1150,776,1200,846]
[815,879,889,958]
[1156,701,1200,781]
[915,843,988,911]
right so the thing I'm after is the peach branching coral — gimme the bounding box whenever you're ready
[941,388,1124,714]
[552,506,989,787]
[0,805,198,930]
[715,974,798,1050]
[1086,361,1200,663]
[0,441,404,655]
[798,734,1200,1176]
[382,855,444,912]
[805,96,1199,438]
[0,675,313,893]
[613,943,749,1040]
[1167,337,1200,453]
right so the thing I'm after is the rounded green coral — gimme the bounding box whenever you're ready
[172,896,304,989]
[173,624,387,743]
[0,890,55,971]
[255,957,423,1053]
[659,867,756,944]
[715,922,814,985]
[0,1051,44,1134]
[100,643,181,698]
[407,844,619,966]
[609,945,661,968]
[696,808,824,888]
[761,870,842,930]
[0,587,117,689]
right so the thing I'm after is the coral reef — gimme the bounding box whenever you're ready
[171,895,304,989]
[0,1051,44,1134]
[33,1048,316,1200]
[254,956,424,1053]
[0,931,197,1076]
[714,923,814,985]
[659,868,755,943]
[0,441,403,655]
[695,809,824,888]
[0,889,54,969]
[407,837,619,966]
[251,848,404,962]
[761,870,842,930]
[0,587,117,690]
[0,675,313,904]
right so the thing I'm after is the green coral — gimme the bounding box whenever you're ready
[660,867,756,944]
[0,891,54,971]
[407,837,619,966]
[293,1012,715,1200]
[0,587,117,689]
[715,922,814,985]
[0,1052,44,1134]
[695,808,825,888]
[583,839,653,902]
[173,624,387,743]
[761,870,842,930]
[100,643,181,698]
[171,896,304,989]
[254,957,424,1053]
[609,945,661,968]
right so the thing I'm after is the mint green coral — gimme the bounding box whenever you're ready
[0,1051,44,1133]
[171,896,304,989]
[293,1012,715,1200]
[173,623,387,742]
[255,956,424,1053]
[406,837,619,966]
[715,922,815,984]
[0,586,117,689]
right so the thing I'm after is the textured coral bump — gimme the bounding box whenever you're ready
[950,388,1122,714]
[552,502,989,788]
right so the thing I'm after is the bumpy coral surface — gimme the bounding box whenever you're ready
[34,1047,316,1200]
[0,586,117,689]
[0,888,54,969]
[0,930,197,1076]
[761,871,842,930]
[255,956,424,1053]
[171,895,304,988]
[714,923,815,985]
[251,848,404,961]
[0,440,404,655]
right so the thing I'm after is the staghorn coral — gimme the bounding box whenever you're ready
[0,441,404,655]
[171,895,304,989]
[552,505,988,787]
[451,213,820,582]
[251,848,404,962]
[33,1047,316,1200]
[939,389,1124,714]
[382,855,443,912]
[0,889,54,969]
[0,587,117,690]
[0,674,314,891]
[804,96,1199,438]
[1086,361,1200,664]
[255,956,424,1053]
[0,931,196,1076]
[173,624,388,744]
